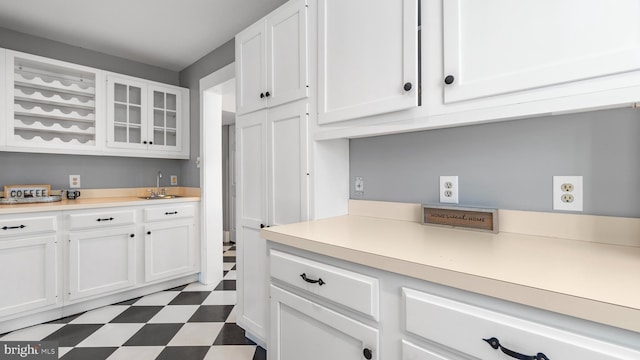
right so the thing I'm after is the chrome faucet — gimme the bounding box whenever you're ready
[156,171,164,196]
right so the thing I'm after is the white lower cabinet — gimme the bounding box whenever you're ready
[269,249,380,360]
[68,226,136,300]
[270,285,379,360]
[0,234,57,317]
[144,220,195,282]
[0,201,201,333]
[402,288,640,360]
[402,340,449,360]
[0,213,58,318]
[267,243,640,360]
[143,204,197,282]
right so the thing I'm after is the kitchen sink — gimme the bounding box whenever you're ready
[139,195,184,200]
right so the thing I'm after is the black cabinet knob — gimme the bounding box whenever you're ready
[147,231,151,235]
[260,93,265,99]
[149,141,153,145]
[260,224,265,229]
[265,91,270,97]
[403,82,412,91]
[363,348,372,359]
[143,141,147,144]
[130,234,135,238]
[444,75,455,85]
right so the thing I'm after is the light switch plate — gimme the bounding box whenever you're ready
[354,176,364,196]
[69,175,81,188]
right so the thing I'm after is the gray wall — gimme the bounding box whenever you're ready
[0,153,182,190]
[350,107,640,218]
[178,39,235,187]
[0,27,178,85]
[0,27,183,190]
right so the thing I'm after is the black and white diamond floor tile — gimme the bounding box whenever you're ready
[0,243,265,360]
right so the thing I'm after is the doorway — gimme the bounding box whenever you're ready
[199,63,235,285]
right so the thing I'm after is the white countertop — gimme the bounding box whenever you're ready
[262,214,640,333]
[0,196,200,214]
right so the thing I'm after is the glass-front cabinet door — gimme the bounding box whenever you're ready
[148,85,181,151]
[107,76,148,149]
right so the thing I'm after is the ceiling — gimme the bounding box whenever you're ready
[0,0,288,72]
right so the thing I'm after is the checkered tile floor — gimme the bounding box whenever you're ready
[0,243,266,360]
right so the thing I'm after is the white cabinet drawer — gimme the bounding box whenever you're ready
[270,250,379,320]
[402,340,449,360]
[144,204,195,222]
[0,216,57,238]
[68,210,136,229]
[403,288,640,360]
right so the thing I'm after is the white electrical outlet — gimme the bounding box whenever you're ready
[170,175,178,186]
[69,175,81,188]
[354,176,364,196]
[439,176,458,204]
[553,176,583,211]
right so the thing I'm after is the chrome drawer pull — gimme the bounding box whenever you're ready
[300,273,325,286]
[96,217,114,222]
[165,211,178,215]
[2,225,26,230]
[483,337,549,360]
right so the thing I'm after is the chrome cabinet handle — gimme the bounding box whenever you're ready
[300,273,325,286]
[484,337,549,360]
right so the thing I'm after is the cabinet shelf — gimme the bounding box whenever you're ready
[13,134,96,146]
[14,119,95,136]
[14,88,95,109]
[15,103,95,123]
[14,72,95,96]
[154,126,177,132]
[114,122,142,129]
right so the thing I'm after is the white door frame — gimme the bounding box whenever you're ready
[199,62,235,284]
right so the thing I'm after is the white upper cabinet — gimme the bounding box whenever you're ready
[236,20,266,115]
[148,84,183,152]
[441,0,640,104]
[106,75,189,159]
[236,0,308,115]
[107,77,147,150]
[317,0,418,124]
[0,48,5,148]
[0,49,189,158]
[4,50,105,153]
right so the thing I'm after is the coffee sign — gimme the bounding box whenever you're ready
[4,185,51,199]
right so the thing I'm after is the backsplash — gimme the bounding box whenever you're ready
[349,107,640,218]
[0,152,182,190]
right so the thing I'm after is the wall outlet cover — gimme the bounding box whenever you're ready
[553,175,583,212]
[170,175,178,186]
[69,175,81,188]
[440,176,459,204]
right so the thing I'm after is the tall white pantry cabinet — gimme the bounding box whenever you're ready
[234,0,349,346]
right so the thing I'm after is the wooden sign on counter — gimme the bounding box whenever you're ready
[423,205,498,233]
[4,184,51,198]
